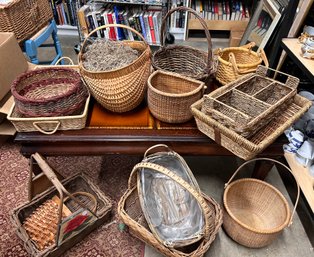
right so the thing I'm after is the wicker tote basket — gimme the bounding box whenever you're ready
[147,70,206,123]
[118,147,223,257]
[11,153,112,257]
[0,0,53,43]
[78,24,151,113]
[152,6,213,81]
[11,67,88,117]
[223,158,300,248]
[215,42,269,85]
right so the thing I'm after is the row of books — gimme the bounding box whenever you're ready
[49,0,80,26]
[97,0,163,5]
[78,3,162,45]
[191,0,250,21]
[169,0,187,29]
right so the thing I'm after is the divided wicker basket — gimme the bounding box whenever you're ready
[11,67,88,117]
[79,24,151,113]
[215,42,269,85]
[223,158,299,248]
[147,70,206,123]
[152,6,213,82]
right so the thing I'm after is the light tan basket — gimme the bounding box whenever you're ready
[215,42,269,85]
[147,70,206,123]
[78,24,151,113]
[223,158,299,248]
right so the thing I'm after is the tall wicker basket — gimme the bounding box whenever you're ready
[78,24,151,113]
[152,6,213,82]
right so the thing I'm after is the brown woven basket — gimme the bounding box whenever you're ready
[147,70,206,123]
[118,160,223,257]
[152,6,213,81]
[11,67,88,117]
[0,0,53,43]
[191,94,311,160]
[215,42,269,85]
[223,158,300,248]
[78,24,151,113]
[203,66,299,138]
[11,153,112,257]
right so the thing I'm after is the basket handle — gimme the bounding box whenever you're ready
[64,191,98,213]
[160,6,212,70]
[239,42,269,67]
[224,157,300,226]
[143,144,172,158]
[55,56,74,66]
[32,121,60,135]
[130,162,212,244]
[78,24,148,63]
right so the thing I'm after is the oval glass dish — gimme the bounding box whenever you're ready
[137,144,205,248]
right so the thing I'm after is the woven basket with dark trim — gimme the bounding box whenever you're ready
[11,67,88,117]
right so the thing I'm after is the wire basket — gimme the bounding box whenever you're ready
[215,42,269,85]
[11,153,112,257]
[78,24,151,113]
[147,70,206,123]
[152,6,213,82]
[223,158,299,248]
[11,67,88,117]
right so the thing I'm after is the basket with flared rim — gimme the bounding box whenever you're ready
[223,158,299,248]
[78,24,152,113]
[152,6,213,81]
[215,42,269,85]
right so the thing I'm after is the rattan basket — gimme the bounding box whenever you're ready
[78,24,151,113]
[152,6,213,82]
[11,67,88,117]
[11,153,112,257]
[0,0,53,43]
[118,157,223,257]
[223,158,299,248]
[215,42,269,85]
[147,70,206,123]
[203,66,299,138]
[191,94,311,160]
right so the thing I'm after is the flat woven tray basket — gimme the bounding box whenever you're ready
[191,94,311,160]
[202,66,299,138]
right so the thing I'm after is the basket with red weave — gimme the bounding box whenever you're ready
[11,67,88,117]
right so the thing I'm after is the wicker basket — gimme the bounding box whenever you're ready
[152,6,213,81]
[203,66,299,138]
[7,94,90,134]
[215,42,269,85]
[0,0,53,43]
[191,94,311,160]
[223,158,299,248]
[118,157,223,257]
[11,67,88,117]
[78,24,151,113]
[11,153,112,257]
[147,70,206,123]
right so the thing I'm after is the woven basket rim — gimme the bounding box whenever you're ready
[217,47,262,68]
[11,67,82,104]
[148,70,205,98]
[78,40,150,75]
[223,178,291,234]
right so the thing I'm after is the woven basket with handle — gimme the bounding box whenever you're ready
[215,42,269,85]
[223,158,299,248]
[78,24,151,113]
[152,6,213,82]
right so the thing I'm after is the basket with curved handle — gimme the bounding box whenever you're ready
[32,121,61,135]
[55,56,75,66]
[130,161,213,247]
[224,157,300,226]
[160,6,213,72]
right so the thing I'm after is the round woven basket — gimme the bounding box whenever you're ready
[148,70,206,123]
[152,6,213,81]
[78,24,151,113]
[223,158,299,248]
[215,42,269,85]
[11,67,88,117]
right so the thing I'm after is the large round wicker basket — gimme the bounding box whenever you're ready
[78,24,151,113]
[152,6,213,82]
[223,158,299,248]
